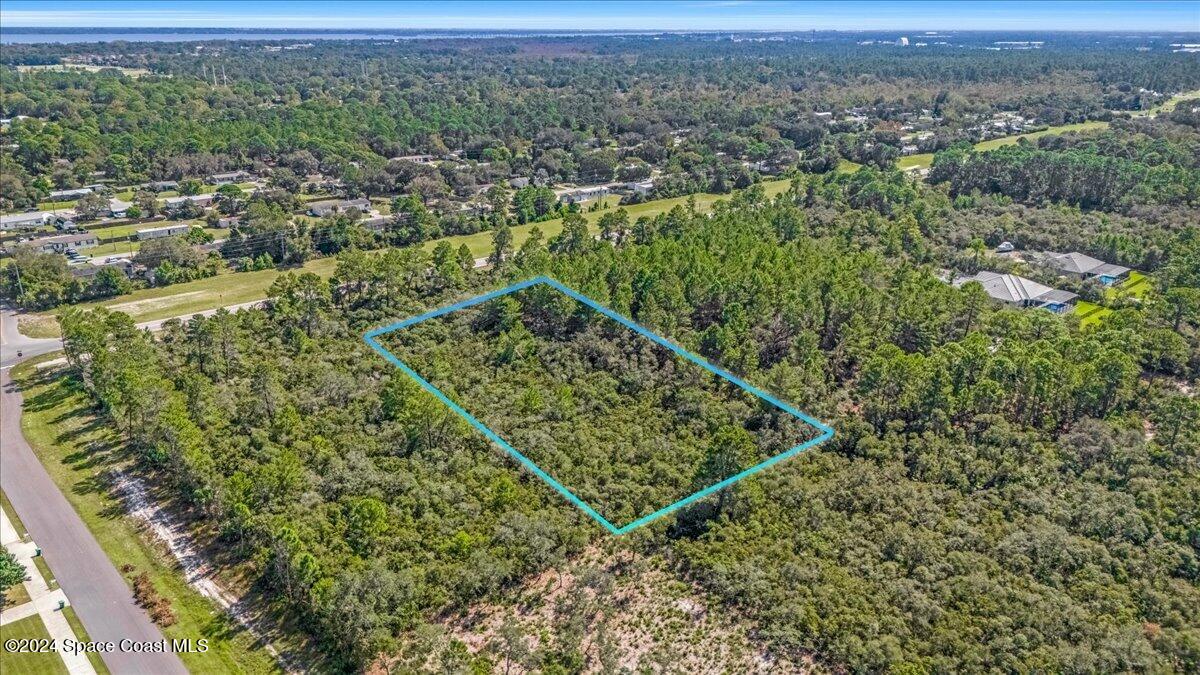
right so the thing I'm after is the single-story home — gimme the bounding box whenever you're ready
[307,198,371,217]
[162,194,215,212]
[953,271,1079,314]
[71,260,131,279]
[627,179,655,196]
[216,216,240,228]
[136,224,191,240]
[207,170,253,185]
[388,154,435,164]
[558,185,611,204]
[362,215,388,231]
[1,211,54,231]
[48,187,93,200]
[36,232,99,253]
[1032,251,1131,286]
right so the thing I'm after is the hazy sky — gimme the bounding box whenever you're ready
[1,1,1197,32]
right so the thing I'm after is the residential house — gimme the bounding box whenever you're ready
[558,185,611,204]
[163,194,214,212]
[627,179,655,196]
[136,224,191,240]
[48,187,93,201]
[953,271,1079,313]
[1032,251,1132,286]
[389,154,435,164]
[36,231,99,253]
[307,198,371,217]
[1,211,53,231]
[216,216,240,228]
[207,170,253,185]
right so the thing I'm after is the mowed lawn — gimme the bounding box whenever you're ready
[23,179,795,337]
[13,359,283,675]
[1074,271,1153,327]
[0,614,69,675]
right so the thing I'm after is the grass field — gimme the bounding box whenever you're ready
[1075,300,1115,327]
[0,614,68,675]
[13,358,282,675]
[897,120,1112,171]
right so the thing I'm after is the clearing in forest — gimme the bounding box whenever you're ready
[365,277,833,534]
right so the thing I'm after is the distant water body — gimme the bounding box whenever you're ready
[0,29,670,44]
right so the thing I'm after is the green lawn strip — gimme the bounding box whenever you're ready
[0,614,69,675]
[30,555,58,591]
[1074,300,1114,327]
[13,360,282,675]
[1,490,30,539]
[60,605,112,675]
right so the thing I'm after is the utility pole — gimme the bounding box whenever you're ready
[11,260,25,301]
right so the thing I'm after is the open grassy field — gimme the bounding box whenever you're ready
[0,614,68,674]
[1131,89,1200,117]
[22,179,796,336]
[898,120,1112,171]
[13,358,282,675]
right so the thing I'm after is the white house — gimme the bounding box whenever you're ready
[558,185,611,204]
[136,224,192,240]
[1,211,53,231]
[48,187,93,201]
[162,194,214,212]
[36,231,99,253]
[207,170,253,185]
[307,198,371,217]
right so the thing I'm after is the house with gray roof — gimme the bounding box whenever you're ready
[1033,251,1131,286]
[953,271,1078,314]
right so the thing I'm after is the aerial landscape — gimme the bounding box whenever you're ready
[0,0,1198,673]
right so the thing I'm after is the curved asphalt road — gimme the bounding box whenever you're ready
[1,302,266,674]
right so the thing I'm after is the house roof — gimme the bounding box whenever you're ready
[1091,263,1131,277]
[954,271,1059,304]
[1046,251,1104,274]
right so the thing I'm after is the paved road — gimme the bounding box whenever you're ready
[0,299,270,673]
[0,368,187,674]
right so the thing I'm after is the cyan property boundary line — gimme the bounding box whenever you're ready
[363,275,835,535]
